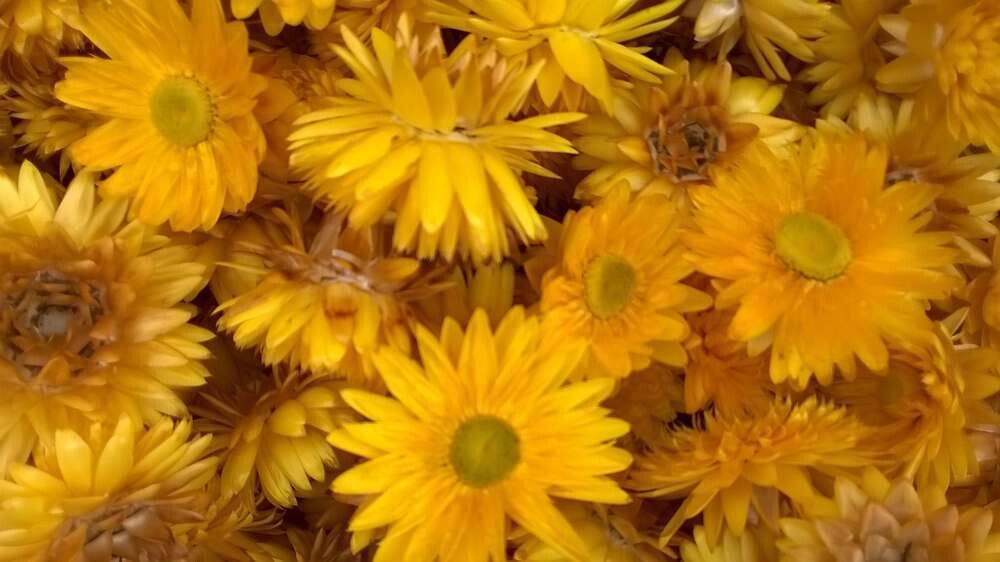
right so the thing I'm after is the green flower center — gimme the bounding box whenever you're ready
[450,416,520,488]
[774,211,852,281]
[583,255,637,319]
[149,76,214,147]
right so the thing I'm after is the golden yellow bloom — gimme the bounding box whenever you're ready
[0,161,212,473]
[537,187,709,378]
[186,492,296,562]
[415,262,515,332]
[571,51,801,204]
[231,0,336,34]
[683,0,829,81]
[329,308,632,560]
[800,0,900,122]
[193,360,355,508]
[777,468,1000,562]
[290,26,579,262]
[515,503,671,562]
[425,0,682,112]
[4,78,95,176]
[680,525,778,562]
[822,323,1000,488]
[683,308,771,416]
[878,0,1000,152]
[252,50,342,183]
[628,397,873,546]
[605,364,683,448]
[686,132,960,387]
[215,206,435,382]
[0,416,218,561]
[56,0,267,231]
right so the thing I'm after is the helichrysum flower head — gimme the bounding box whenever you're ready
[55,0,268,232]
[193,367,355,508]
[231,0,336,34]
[290,25,580,262]
[328,308,633,560]
[0,0,87,76]
[0,416,218,561]
[877,0,1000,152]
[414,261,515,331]
[536,187,710,378]
[0,161,212,473]
[684,0,829,81]
[214,206,435,382]
[685,131,960,387]
[3,77,96,176]
[605,364,684,449]
[777,468,1000,562]
[572,51,801,203]
[628,397,874,546]
[425,0,683,112]
[800,0,899,123]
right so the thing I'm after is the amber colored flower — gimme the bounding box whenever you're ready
[629,397,874,546]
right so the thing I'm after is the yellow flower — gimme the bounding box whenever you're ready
[680,525,778,562]
[290,25,579,262]
[515,503,672,562]
[628,397,873,546]
[605,364,683,449]
[777,468,1000,562]
[0,416,218,561]
[3,78,96,176]
[822,323,1000,488]
[537,187,710,378]
[799,0,899,123]
[0,161,212,474]
[685,132,960,387]
[0,0,87,74]
[414,262,515,332]
[309,0,429,56]
[193,365,356,508]
[230,0,336,34]
[683,308,771,416]
[252,50,342,183]
[55,0,267,231]
[328,308,633,560]
[214,206,435,382]
[684,0,829,81]
[877,0,1000,152]
[571,51,801,204]
[186,492,297,562]
[425,0,683,112]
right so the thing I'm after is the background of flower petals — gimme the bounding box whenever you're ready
[1,0,1000,561]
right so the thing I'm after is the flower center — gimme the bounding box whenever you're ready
[583,255,637,319]
[449,415,520,488]
[774,212,852,281]
[149,76,214,147]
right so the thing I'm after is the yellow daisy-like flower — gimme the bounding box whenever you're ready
[571,51,801,203]
[684,0,829,81]
[0,416,218,561]
[682,308,771,416]
[799,0,899,123]
[290,26,579,262]
[55,0,267,232]
[685,132,960,387]
[425,0,683,112]
[628,397,873,546]
[514,503,672,562]
[214,206,435,382]
[193,367,355,508]
[415,262,515,332]
[823,322,1000,488]
[0,161,212,473]
[231,0,336,35]
[328,308,633,561]
[605,364,683,449]
[877,0,1000,152]
[537,187,709,378]
[777,468,1000,562]
[4,78,96,176]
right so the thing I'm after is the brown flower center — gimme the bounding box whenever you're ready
[55,500,202,562]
